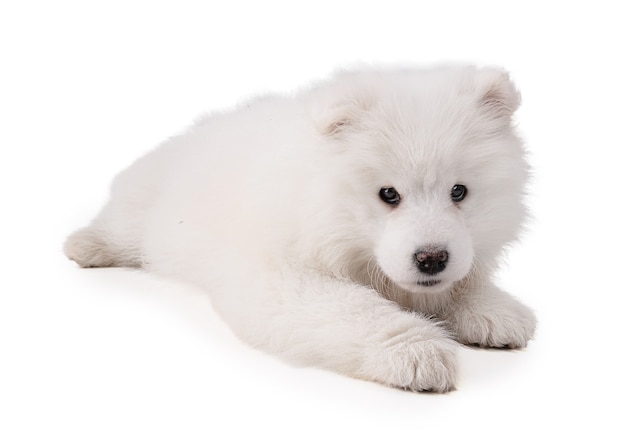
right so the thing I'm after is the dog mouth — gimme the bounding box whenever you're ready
[416,279,441,287]
[394,278,447,294]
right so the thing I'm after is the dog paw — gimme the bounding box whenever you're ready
[64,228,110,268]
[361,332,458,392]
[449,298,536,349]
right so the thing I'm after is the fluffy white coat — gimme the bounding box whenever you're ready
[65,65,536,392]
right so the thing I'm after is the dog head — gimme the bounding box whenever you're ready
[312,66,528,294]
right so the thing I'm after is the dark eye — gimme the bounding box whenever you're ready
[379,187,401,205]
[450,184,467,202]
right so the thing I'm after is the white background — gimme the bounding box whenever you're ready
[1,1,625,436]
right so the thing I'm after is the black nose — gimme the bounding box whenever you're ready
[414,248,448,275]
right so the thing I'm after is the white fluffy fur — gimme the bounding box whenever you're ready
[65,65,536,392]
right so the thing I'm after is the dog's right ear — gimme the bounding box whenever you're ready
[311,74,376,138]
[319,108,354,137]
[317,99,372,137]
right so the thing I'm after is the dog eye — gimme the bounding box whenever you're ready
[379,187,401,205]
[450,184,467,202]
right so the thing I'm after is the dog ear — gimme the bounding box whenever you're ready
[476,69,521,121]
[312,73,377,137]
[317,98,373,137]
[322,113,352,137]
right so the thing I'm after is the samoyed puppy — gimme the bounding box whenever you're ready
[65,65,536,392]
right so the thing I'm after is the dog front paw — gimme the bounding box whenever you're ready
[361,331,458,392]
[449,297,536,349]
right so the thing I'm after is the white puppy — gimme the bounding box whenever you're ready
[65,65,536,392]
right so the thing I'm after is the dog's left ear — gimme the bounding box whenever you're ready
[476,68,521,121]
